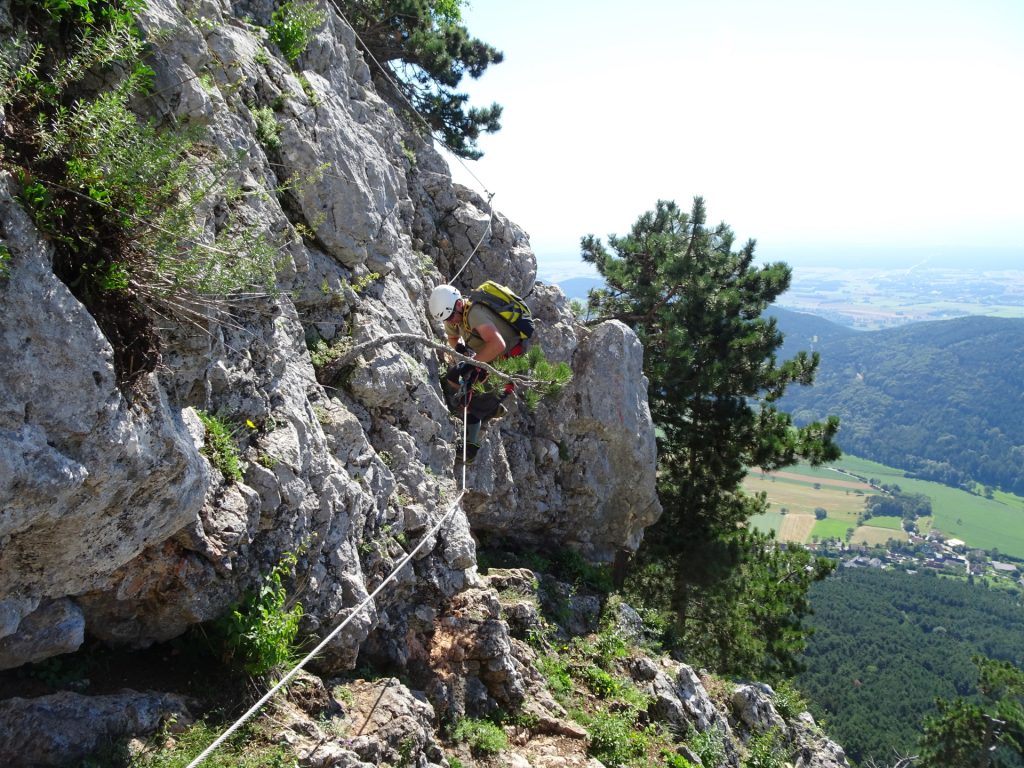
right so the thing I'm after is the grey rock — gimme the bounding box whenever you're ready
[426,588,526,719]
[337,678,446,768]
[0,177,209,617]
[610,600,648,647]
[0,690,190,767]
[789,711,852,768]
[732,683,788,736]
[5,3,667,761]
[463,311,661,562]
[0,599,84,671]
[629,659,740,767]
[539,576,602,637]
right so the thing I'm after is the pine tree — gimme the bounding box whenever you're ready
[919,656,1024,768]
[585,198,840,677]
[346,0,503,158]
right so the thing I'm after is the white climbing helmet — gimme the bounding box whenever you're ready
[428,284,461,321]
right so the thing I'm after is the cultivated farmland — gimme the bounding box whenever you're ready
[780,514,817,542]
[746,457,1024,558]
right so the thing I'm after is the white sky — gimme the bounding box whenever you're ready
[443,0,1024,271]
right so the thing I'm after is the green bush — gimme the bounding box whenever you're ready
[771,678,809,720]
[661,751,697,768]
[536,653,573,700]
[217,550,305,676]
[3,2,283,366]
[268,1,326,66]
[552,547,613,594]
[582,709,649,765]
[37,0,143,25]
[451,718,507,756]
[251,104,281,150]
[686,725,726,768]
[580,664,619,698]
[197,411,243,483]
[743,727,788,768]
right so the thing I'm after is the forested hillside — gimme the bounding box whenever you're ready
[799,568,1024,765]
[772,310,1024,494]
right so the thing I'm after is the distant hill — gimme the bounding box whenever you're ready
[551,276,605,300]
[773,311,1024,495]
[766,306,858,354]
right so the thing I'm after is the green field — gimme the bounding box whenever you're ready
[863,515,903,531]
[747,456,1024,558]
[750,511,785,536]
[811,518,856,540]
[831,456,1024,558]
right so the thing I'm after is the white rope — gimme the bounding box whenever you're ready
[185,488,466,768]
[462,400,468,490]
[449,192,495,284]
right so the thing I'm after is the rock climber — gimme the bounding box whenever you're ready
[428,283,528,463]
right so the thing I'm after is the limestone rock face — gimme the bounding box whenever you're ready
[628,658,741,768]
[0,180,209,658]
[791,711,853,768]
[463,289,662,560]
[0,599,84,672]
[732,683,851,768]
[0,0,659,676]
[0,690,191,767]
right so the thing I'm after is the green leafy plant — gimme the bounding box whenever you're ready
[552,547,613,593]
[661,751,697,768]
[579,708,650,765]
[580,664,619,698]
[308,336,353,371]
[349,270,381,294]
[743,727,788,768]
[217,550,305,676]
[253,46,272,66]
[399,139,416,165]
[197,411,243,483]
[0,244,11,280]
[4,3,284,387]
[686,725,727,768]
[451,718,508,756]
[297,73,320,105]
[268,1,326,66]
[38,0,144,25]
[251,104,281,150]
[14,172,65,234]
[771,678,809,720]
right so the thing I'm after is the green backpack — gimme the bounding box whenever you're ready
[465,280,535,342]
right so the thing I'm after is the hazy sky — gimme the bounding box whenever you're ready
[442,0,1024,272]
